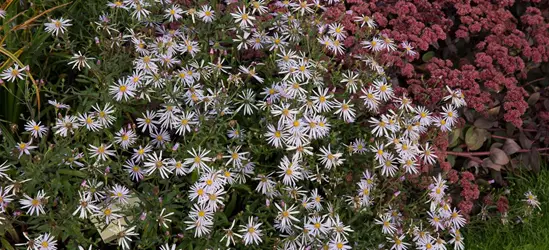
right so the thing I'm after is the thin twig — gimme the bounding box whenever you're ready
[446,147,549,157]
[523,77,546,88]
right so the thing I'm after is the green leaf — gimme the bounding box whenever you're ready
[224,192,238,217]
[422,51,435,62]
[1,237,15,250]
[448,127,462,148]
[465,126,487,151]
[191,168,199,183]
[57,169,87,178]
[232,184,252,194]
[0,123,16,147]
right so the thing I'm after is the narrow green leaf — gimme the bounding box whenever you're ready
[1,238,15,250]
[57,169,87,178]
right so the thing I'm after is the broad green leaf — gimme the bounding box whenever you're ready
[465,126,487,151]
[422,51,435,62]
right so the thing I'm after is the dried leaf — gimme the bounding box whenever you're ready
[482,158,502,171]
[488,105,500,117]
[520,152,531,169]
[503,139,521,155]
[490,169,504,184]
[544,99,549,110]
[466,158,481,170]
[509,157,519,170]
[463,109,475,123]
[490,148,509,165]
[519,132,533,149]
[506,123,516,137]
[527,92,540,105]
[474,117,496,129]
[530,148,540,173]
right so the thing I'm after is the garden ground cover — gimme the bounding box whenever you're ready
[466,168,549,250]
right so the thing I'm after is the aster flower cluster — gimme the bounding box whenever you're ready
[0,1,481,249]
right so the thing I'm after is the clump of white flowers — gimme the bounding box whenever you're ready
[0,1,480,250]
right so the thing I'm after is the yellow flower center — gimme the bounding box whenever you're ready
[319,96,326,102]
[155,161,163,168]
[380,85,387,92]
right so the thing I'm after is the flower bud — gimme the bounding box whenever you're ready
[10,123,18,133]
